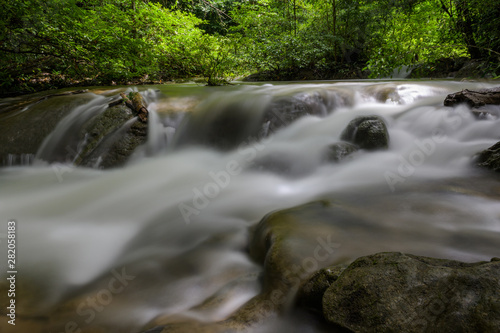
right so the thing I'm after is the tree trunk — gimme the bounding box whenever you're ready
[293,0,297,36]
[332,0,337,62]
[456,0,482,59]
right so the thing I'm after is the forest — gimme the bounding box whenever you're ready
[1,0,499,94]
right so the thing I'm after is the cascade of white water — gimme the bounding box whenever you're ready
[1,80,499,332]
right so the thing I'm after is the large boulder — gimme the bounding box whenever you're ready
[318,252,500,333]
[340,116,389,150]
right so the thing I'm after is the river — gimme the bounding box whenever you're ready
[1,80,499,332]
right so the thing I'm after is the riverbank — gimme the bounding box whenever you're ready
[245,58,499,82]
[3,58,498,99]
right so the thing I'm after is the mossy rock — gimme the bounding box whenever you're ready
[340,116,389,151]
[322,252,500,332]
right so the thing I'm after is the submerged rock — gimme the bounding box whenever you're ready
[475,141,500,172]
[340,116,389,150]
[317,252,500,333]
[323,142,359,163]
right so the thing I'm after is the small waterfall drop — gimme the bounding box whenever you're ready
[1,80,499,332]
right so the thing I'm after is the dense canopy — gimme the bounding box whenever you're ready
[1,0,499,93]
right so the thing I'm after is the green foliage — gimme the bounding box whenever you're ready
[366,1,468,77]
[0,0,207,93]
[197,35,240,85]
[1,0,498,94]
[366,0,500,77]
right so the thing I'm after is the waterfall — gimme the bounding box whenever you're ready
[1,80,499,332]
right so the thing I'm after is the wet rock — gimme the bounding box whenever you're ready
[0,91,94,166]
[323,142,359,162]
[68,100,148,169]
[79,118,148,169]
[216,201,345,330]
[340,116,389,150]
[248,201,343,293]
[475,141,500,172]
[295,265,347,315]
[174,99,265,151]
[321,252,500,333]
[259,93,329,138]
[175,92,333,150]
[444,86,500,108]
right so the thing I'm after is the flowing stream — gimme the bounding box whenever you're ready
[1,80,500,332]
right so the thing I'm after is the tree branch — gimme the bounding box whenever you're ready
[439,0,453,18]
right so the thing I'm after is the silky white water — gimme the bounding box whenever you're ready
[1,81,500,332]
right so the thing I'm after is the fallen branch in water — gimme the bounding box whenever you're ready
[115,92,148,123]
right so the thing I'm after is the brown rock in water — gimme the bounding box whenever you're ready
[444,87,500,108]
